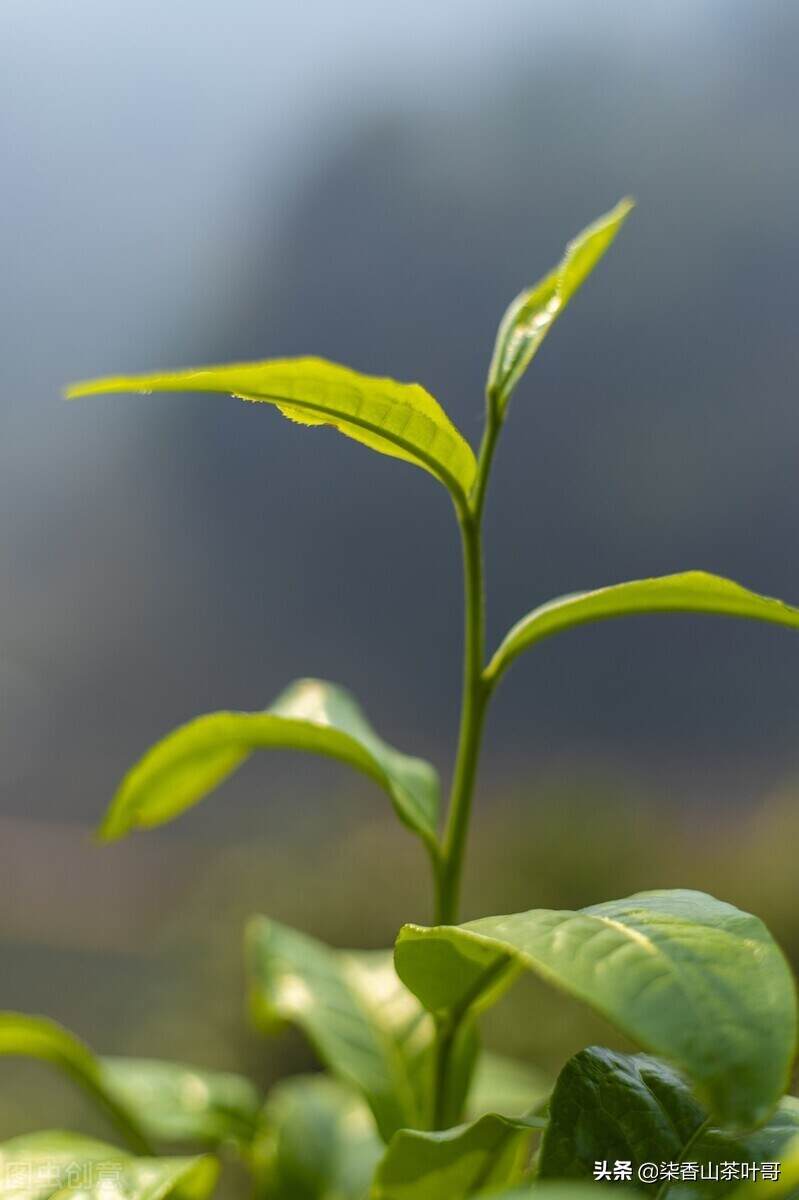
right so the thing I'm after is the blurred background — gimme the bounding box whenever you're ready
[2,0,799,1147]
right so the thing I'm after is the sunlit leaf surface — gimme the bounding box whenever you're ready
[100,1058,261,1147]
[0,1132,217,1200]
[67,357,477,504]
[395,890,796,1130]
[487,199,633,410]
[101,678,440,853]
[371,1110,538,1199]
[247,917,453,1141]
[487,572,799,683]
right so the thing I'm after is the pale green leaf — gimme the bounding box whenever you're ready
[487,199,633,410]
[66,357,477,504]
[467,1053,550,1120]
[394,890,797,1130]
[247,918,475,1141]
[100,1057,261,1147]
[487,572,799,684]
[371,1111,539,1200]
[0,1014,150,1154]
[101,678,440,854]
[0,1132,217,1200]
[251,1074,383,1200]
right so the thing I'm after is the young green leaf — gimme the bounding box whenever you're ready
[486,571,799,684]
[371,1110,540,1200]
[101,677,440,855]
[251,1075,383,1200]
[0,1014,151,1154]
[0,1132,217,1200]
[66,357,477,505]
[99,1057,261,1147]
[541,1047,799,1197]
[246,917,475,1141]
[394,890,797,1131]
[487,198,633,411]
[466,1052,550,1120]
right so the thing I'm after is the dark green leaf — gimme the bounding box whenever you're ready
[251,1075,382,1200]
[540,1048,799,1198]
[487,572,799,684]
[67,357,477,505]
[100,1057,261,1147]
[371,1111,540,1199]
[538,1047,705,1181]
[394,891,797,1130]
[100,678,440,854]
[487,199,633,410]
[0,1014,150,1154]
[0,1132,217,1200]
[247,918,475,1141]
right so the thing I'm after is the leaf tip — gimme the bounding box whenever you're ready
[616,194,636,217]
[64,377,121,401]
[95,809,128,843]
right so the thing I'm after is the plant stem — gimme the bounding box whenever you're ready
[435,400,503,926]
[435,509,488,925]
[431,1019,458,1129]
[430,399,503,1125]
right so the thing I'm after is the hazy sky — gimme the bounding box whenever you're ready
[3,0,797,822]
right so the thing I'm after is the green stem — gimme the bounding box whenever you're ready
[435,509,488,925]
[430,397,503,1124]
[435,400,503,926]
[431,1020,458,1129]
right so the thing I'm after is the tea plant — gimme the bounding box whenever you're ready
[4,201,799,1200]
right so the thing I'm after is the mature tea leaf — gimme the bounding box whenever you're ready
[487,199,633,410]
[251,1075,382,1200]
[247,917,475,1141]
[487,572,799,683]
[0,1014,150,1153]
[100,1057,261,1146]
[538,1047,706,1181]
[540,1048,799,1198]
[101,677,440,853]
[395,891,796,1130]
[67,357,477,504]
[371,1110,539,1199]
[467,1052,550,1119]
[0,1132,217,1200]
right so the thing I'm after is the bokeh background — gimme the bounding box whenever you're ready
[2,0,799,1147]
